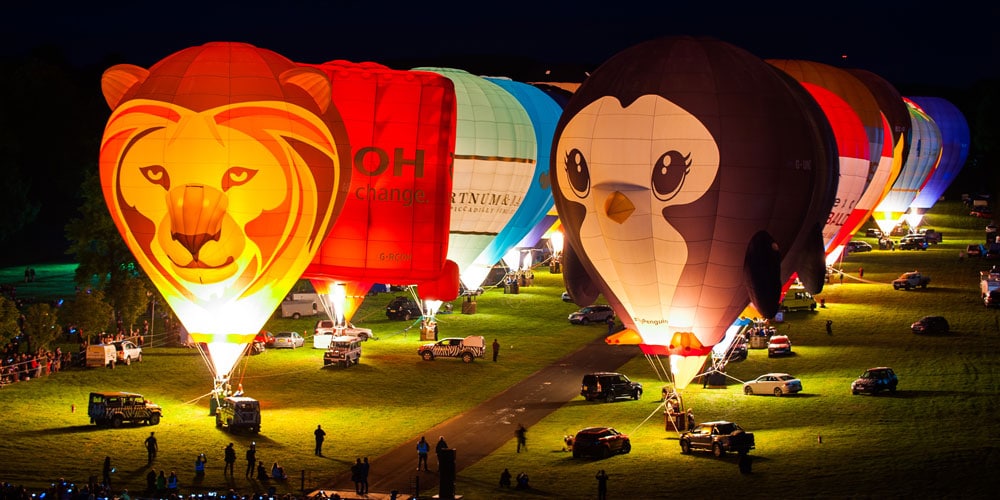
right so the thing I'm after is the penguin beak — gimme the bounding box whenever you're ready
[605,191,634,224]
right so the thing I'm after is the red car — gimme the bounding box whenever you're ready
[572,427,631,458]
[254,331,275,348]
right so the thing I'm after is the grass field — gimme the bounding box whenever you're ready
[1,200,998,499]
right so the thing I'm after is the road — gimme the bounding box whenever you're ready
[319,333,640,498]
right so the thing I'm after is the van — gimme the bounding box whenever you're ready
[86,344,118,368]
[779,284,816,312]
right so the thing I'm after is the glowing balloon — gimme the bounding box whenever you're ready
[413,67,536,292]
[871,98,942,234]
[301,61,458,325]
[466,77,563,277]
[552,37,837,389]
[906,96,970,223]
[99,42,351,383]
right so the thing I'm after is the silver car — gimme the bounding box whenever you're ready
[743,373,802,396]
[273,331,305,349]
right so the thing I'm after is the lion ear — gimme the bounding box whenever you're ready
[280,67,331,114]
[102,64,150,109]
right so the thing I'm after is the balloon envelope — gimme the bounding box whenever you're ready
[907,96,970,213]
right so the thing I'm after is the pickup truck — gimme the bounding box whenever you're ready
[679,421,755,457]
[892,271,930,290]
[417,335,485,363]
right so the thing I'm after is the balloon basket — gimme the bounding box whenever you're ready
[462,301,477,315]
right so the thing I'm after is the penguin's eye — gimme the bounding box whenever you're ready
[563,148,590,198]
[652,150,691,202]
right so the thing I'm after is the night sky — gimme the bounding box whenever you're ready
[2,1,996,89]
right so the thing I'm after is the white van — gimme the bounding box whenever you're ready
[86,344,117,368]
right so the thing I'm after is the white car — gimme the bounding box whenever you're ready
[743,373,802,397]
[273,331,305,349]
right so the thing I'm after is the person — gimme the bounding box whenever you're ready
[435,436,449,470]
[314,424,326,456]
[120,489,130,500]
[257,461,268,481]
[859,266,864,278]
[515,424,527,453]
[416,436,430,471]
[145,469,157,494]
[166,471,178,492]
[102,456,113,489]
[155,470,166,494]
[563,434,574,452]
[687,408,695,430]
[499,468,512,488]
[826,319,833,336]
[271,462,286,480]
[839,271,844,284]
[360,457,370,495]
[223,443,236,476]
[245,443,257,478]
[195,453,207,476]
[144,432,158,465]
[350,458,363,495]
[596,469,609,500]
[515,471,530,490]
[606,315,616,334]
[492,338,500,362]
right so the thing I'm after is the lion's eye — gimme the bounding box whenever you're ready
[563,148,590,198]
[222,167,258,191]
[140,165,170,190]
[652,151,691,202]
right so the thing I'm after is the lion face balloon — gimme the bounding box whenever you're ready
[98,43,351,363]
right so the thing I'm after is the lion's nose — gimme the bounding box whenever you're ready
[168,185,228,259]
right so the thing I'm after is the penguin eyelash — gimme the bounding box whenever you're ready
[563,148,591,198]
[651,151,691,202]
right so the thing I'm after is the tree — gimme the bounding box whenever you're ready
[0,295,22,347]
[58,289,114,345]
[20,303,59,353]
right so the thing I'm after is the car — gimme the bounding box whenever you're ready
[385,296,422,321]
[111,340,143,365]
[215,396,261,434]
[679,421,755,457]
[911,316,949,334]
[970,206,993,218]
[845,240,873,253]
[580,372,642,402]
[967,244,984,257]
[899,235,928,250]
[743,373,802,396]
[313,320,372,349]
[851,366,898,395]
[254,330,275,348]
[323,336,362,367]
[561,291,573,302]
[986,290,1000,308]
[272,331,304,349]
[766,335,792,357]
[720,338,748,362]
[88,391,162,428]
[865,228,882,238]
[568,305,615,325]
[571,427,631,459]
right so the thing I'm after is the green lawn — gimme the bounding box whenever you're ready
[1,200,998,499]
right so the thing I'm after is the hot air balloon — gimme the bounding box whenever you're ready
[412,67,536,311]
[871,99,942,235]
[905,96,970,226]
[551,36,837,390]
[301,61,458,332]
[465,77,564,283]
[767,60,875,265]
[841,69,911,248]
[99,42,351,393]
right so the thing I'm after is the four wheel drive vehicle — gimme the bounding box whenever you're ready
[417,335,485,362]
[568,305,615,325]
[851,366,898,395]
[779,284,816,312]
[743,373,802,396]
[911,316,950,334]
[572,427,632,459]
[892,271,930,290]
[386,296,422,321]
[766,335,792,357]
[899,235,928,250]
[88,391,162,428]
[111,340,142,365]
[215,396,261,434]
[679,421,755,457]
[85,344,118,368]
[580,372,643,402]
[323,336,362,367]
[845,240,873,253]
